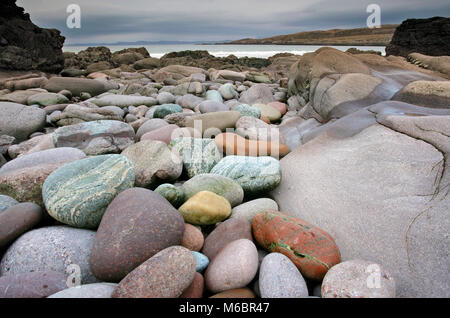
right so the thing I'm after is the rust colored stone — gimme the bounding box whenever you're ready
[214,132,290,158]
[180,272,204,298]
[252,210,341,280]
[181,224,204,252]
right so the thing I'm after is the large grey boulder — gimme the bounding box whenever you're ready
[0,102,46,141]
[271,102,450,298]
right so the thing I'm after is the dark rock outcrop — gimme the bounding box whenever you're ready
[0,0,65,73]
[159,50,271,71]
[386,17,450,57]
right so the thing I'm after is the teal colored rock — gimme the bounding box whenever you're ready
[0,194,18,214]
[42,155,135,229]
[155,184,185,208]
[210,156,281,195]
[205,90,223,103]
[192,251,209,272]
[153,104,183,119]
[90,94,157,108]
[219,83,239,100]
[170,137,222,178]
[181,173,243,207]
[235,104,261,118]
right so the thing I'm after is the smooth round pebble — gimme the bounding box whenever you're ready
[259,253,309,298]
[321,260,396,298]
[0,226,97,284]
[179,191,231,225]
[42,154,135,229]
[202,218,253,261]
[111,246,196,298]
[192,252,209,272]
[154,183,185,208]
[205,239,258,293]
[182,224,204,252]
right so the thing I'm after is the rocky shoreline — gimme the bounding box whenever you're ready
[0,1,449,299]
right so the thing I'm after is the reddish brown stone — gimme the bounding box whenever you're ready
[260,115,271,124]
[111,246,196,298]
[252,210,341,281]
[0,202,43,248]
[181,224,204,252]
[180,272,204,298]
[90,188,185,282]
[0,163,65,206]
[202,218,253,261]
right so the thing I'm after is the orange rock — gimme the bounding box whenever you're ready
[210,288,255,298]
[260,115,271,124]
[252,210,341,281]
[180,272,204,298]
[268,102,287,115]
[214,132,290,158]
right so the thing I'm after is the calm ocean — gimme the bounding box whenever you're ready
[63,44,386,58]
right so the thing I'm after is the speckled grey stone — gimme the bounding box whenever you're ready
[0,194,18,213]
[121,140,182,188]
[259,253,308,298]
[0,102,46,141]
[0,147,86,176]
[53,120,136,156]
[42,154,135,229]
[48,283,118,298]
[170,137,222,178]
[0,271,67,298]
[230,198,279,223]
[0,226,98,284]
[181,173,243,207]
[210,156,281,195]
[321,260,396,298]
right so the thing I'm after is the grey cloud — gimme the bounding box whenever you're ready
[17,0,450,44]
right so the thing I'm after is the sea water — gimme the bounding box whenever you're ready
[63,44,386,58]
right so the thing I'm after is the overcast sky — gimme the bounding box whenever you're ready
[17,0,450,44]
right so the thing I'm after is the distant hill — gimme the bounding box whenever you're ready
[223,25,398,46]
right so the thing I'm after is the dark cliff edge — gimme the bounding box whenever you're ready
[386,17,450,57]
[0,0,66,73]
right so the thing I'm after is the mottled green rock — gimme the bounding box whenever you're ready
[235,104,261,119]
[155,184,185,208]
[205,90,223,103]
[210,156,281,195]
[153,104,183,119]
[170,137,222,178]
[181,173,243,207]
[27,93,69,107]
[42,155,135,229]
